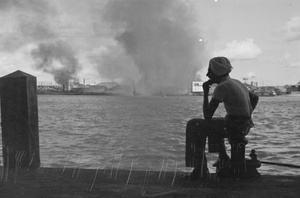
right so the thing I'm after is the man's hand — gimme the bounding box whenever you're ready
[202,80,214,94]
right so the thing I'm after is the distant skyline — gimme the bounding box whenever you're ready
[0,0,299,87]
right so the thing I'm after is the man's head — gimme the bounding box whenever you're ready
[206,57,232,83]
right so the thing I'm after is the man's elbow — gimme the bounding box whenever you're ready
[203,111,213,120]
[253,95,259,107]
[204,116,212,120]
[249,92,259,109]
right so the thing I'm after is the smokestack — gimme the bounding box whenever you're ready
[62,79,69,92]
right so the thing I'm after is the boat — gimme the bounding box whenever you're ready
[254,90,276,97]
[288,91,300,96]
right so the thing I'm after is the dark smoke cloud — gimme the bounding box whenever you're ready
[91,44,137,80]
[31,40,81,85]
[1,0,207,90]
[100,0,207,94]
[0,0,80,85]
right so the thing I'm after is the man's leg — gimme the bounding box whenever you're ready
[217,138,229,159]
[208,118,229,159]
[208,118,230,168]
[186,119,209,179]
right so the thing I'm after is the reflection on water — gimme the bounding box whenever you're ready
[0,95,299,176]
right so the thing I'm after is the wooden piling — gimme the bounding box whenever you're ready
[0,70,40,169]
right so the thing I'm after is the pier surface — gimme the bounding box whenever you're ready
[0,167,299,198]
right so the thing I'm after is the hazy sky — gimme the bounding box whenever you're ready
[0,0,299,88]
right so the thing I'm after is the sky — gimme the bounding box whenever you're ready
[0,0,299,92]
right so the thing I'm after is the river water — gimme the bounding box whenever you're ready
[1,95,300,176]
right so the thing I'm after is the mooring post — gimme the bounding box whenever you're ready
[0,70,40,170]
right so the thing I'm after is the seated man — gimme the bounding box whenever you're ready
[186,57,259,180]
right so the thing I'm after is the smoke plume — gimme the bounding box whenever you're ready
[0,0,80,85]
[1,0,207,92]
[31,40,80,86]
[99,0,207,94]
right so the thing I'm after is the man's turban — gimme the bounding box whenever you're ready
[209,57,233,76]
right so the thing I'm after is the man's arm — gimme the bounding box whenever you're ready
[202,80,221,120]
[249,91,259,110]
[203,96,220,120]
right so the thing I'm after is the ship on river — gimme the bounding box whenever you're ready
[37,80,134,95]
[254,89,277,97]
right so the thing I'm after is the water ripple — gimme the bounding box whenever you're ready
[0,95,299,176]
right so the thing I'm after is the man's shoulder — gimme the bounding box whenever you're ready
[214,82,229,94]
[215,78,247,94]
